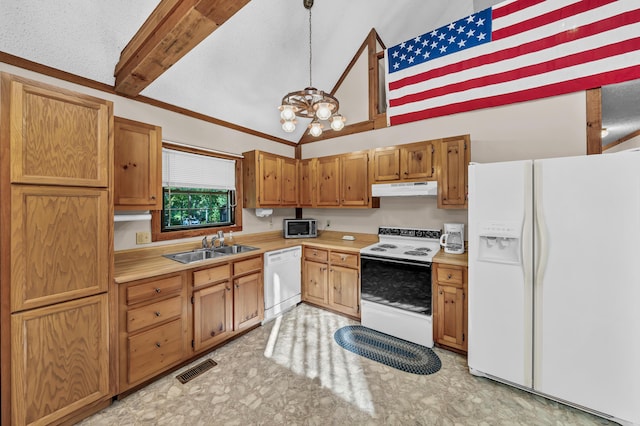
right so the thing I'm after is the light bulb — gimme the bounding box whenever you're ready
[315,102,332,120]
[309,121,323,137]
[330,114,345,131]
[601,128,609,138]
[279,105,296,121]
[282,120,296,133]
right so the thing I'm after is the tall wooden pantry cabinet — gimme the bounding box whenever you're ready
[0,73,114,425]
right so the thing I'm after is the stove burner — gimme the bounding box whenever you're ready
[370,247,386,252]
[415,247,433,252]
[404,250,428,256]
[378,244,397,249]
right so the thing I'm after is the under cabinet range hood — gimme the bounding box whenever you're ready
[371,181,438,197]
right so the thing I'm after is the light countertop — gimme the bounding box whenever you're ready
[114,230,468,284]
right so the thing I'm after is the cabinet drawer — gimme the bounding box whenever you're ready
[436,266,464,286]
[330,251,359,268]
[233,255,262,276]
[193,263,231,288]
[127,318,183,384]
[126,296,182,333]
[304,247,328,262]
[126,275,183,305]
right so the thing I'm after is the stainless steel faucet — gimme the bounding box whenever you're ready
[216,230,225,247]
[202,236,209,249]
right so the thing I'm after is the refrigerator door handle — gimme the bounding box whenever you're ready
[532,161,549,389]
[521,161,534,389]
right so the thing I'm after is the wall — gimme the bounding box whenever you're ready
[302,92,587,236]
[603,134,640,153]
[0,62,295,251]
[1,62,588,248]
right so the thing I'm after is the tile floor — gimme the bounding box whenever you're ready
[79,304,615,425]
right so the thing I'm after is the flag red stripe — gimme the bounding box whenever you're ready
[491,0,545,20]
[390,37,640,107]
[389,65,640,126]
[389,8,640,92]
[493,0,617,40]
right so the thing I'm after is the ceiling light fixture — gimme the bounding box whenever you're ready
[278,0,345,137]
[601,128,609,138]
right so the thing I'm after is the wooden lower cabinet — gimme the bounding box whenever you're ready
[118,272,189,393]
[192,255,263,353]
[302,246,360,318]
[118,255,265,394]
[234,272,263,331]
[193,281,233,351]
[303,260,329,305]
[433,263,468,353]
[11,294,111,426]
[328,265,359,317]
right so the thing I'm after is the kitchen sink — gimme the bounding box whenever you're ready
[212,244,259,255]
[163,245,259,264]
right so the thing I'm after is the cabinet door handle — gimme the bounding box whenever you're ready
[235,284,239,289]
[155,342,161,348]
[226,286,231,291]
[150,195,156,200]
[341,255,346,261]
[447,274,452,279]
[155,311,161,317]
[155,288,161,293]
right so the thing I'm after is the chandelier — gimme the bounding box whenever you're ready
[278,0,346,137]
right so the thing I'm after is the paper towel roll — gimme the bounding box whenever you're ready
[255,208,273,217]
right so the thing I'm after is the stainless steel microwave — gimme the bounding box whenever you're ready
[283,218,317,239]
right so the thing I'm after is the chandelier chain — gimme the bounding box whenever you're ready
[308,6,312,87]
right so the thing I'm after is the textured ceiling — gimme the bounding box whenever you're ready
[0,0,636,146]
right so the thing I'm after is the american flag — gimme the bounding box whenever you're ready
[385,0,640,126]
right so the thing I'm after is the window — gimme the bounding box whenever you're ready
[162,187,233,230]
[152,144,242,241]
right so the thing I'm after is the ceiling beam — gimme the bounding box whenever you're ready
[114,0,250,96]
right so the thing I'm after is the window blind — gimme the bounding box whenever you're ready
[162,148,236,190]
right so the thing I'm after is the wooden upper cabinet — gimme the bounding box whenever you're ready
[373,141,435,183]
[11,185,109,312]
[281,156,298,206]
[258,152,281,205]
[373,147,400,181]
[316,156,341,206]
[3,73,112,187]
[242,150,298,208]
[298,158,315,207]
[438,135,470,209]
[401,141,435,180]
[114,117,162,210]
[340,152,369,206]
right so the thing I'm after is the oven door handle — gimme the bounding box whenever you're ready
[361,255,431,267]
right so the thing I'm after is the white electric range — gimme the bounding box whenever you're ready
[360,226,441,347]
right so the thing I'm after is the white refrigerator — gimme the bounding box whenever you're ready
[468,152,640,426]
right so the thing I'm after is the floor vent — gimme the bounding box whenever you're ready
[176,359,217,384]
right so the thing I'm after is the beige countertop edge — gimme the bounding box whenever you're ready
[114,230,378,284]
[433,251,468,267]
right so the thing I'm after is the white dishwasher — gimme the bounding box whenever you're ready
[263,246,302,323]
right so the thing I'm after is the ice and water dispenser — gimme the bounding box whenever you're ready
[477,221,521,264]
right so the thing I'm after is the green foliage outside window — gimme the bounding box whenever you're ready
[162,187,234,231]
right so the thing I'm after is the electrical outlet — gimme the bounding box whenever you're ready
[326,219,331,228]
[136,231,151,244]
